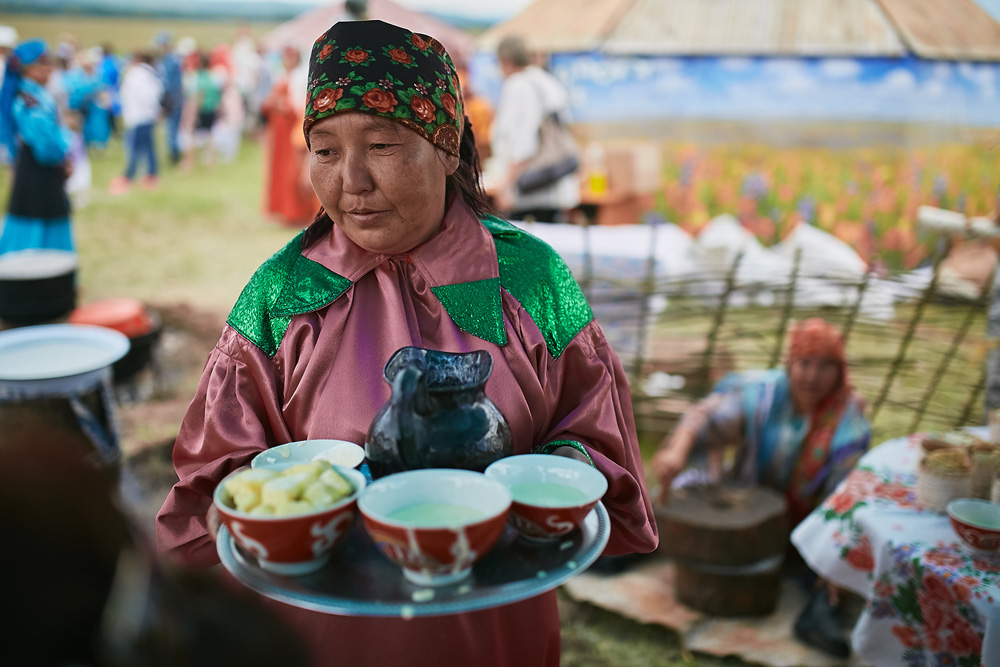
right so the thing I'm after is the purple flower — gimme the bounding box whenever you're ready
[933,653,956,667]
[378,78,394,90]
[741,172,768,199]
[415,83,428,96]
[871,600,894,619]
[337,77,351,86]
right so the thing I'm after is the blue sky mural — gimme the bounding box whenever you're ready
[470,53,1000,127]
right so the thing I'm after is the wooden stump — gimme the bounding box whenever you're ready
[655,484,788,617]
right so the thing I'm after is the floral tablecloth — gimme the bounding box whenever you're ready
[791,430,1000,667]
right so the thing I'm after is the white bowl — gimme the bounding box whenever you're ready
[485,454,607,541]
[251,439,365,470]
[358,469,511,586]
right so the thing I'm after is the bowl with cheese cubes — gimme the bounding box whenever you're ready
[213,461,366,575]
[485,454,607,542]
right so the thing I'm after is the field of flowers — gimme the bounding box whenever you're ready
[654,141,1000,270]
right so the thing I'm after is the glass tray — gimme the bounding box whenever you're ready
[218,501,609,617]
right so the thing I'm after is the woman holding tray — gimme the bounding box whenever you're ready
[156,20,657,667]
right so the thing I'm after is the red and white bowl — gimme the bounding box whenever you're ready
[358,469,511,586]
[947,498,1000,556]
[485,454,607,542]
[213,465,366,575]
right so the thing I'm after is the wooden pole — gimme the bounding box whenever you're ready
[631,217,659,382]
[871,239,952,422]
[909,269,994,433]
[700,251,744,386]
[769,247,802,368]
[841,267,873,346]
[958,364,988,429]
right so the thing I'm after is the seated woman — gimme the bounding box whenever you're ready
[652,317,871,657]
[156,20,657,667]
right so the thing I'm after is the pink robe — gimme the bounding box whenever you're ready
[156,196,658,666]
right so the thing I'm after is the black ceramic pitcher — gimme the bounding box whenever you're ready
[365,347,512,479]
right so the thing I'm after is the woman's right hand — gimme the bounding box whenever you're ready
[207,503,221,541]
[651,444,689,504]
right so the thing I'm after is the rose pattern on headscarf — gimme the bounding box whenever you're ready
[343,49,370,65]
[312,87,342,113]
[385,46,415,67]
[317,44,335,63]
[303,20,464,157]
[411,95,436,123]
[361,88,398,113]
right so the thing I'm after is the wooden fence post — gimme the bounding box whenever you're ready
[770,247,802,368]
[631,217,660,382]
[841,267,873,346]
[958,365,988,428]
[701,251,744,384]
[871,240,952,422]
[909,270,994,433]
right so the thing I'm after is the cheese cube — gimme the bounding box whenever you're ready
[284,461,329,483]
[303,481,337,508]
[260,472,311,506]
[319,469,354,500]
[234,488,261,513]
[249,504,275,516]
[273,500,315,517]
[223,468,278,499]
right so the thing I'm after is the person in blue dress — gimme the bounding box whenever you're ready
[65,47,112,150]
[0,39,74,254]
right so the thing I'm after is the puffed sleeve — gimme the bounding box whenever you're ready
[155,326,293,567]
[13,96,72,165]
[535,320,658,556]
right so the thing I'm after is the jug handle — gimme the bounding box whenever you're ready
[393,365,423,470]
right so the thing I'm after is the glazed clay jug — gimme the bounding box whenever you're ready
[365,347,512,479]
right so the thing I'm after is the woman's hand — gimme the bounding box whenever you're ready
[550,444,591,465]
[207,504,221,541]
[651,444,689,504]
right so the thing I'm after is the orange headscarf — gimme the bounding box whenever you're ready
[784,318,858,523]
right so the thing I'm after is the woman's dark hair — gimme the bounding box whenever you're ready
[302,115,496,249]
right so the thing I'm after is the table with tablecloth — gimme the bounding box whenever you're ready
[791,429,1000,667]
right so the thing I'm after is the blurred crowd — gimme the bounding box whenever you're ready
[0,24,313,214]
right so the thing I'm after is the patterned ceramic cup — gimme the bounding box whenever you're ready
[358,469,511,586]
[485,454,608,542]
[947,498,1000,557]
[214,465,366,575]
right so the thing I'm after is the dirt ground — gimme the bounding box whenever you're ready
[115,302,227,535]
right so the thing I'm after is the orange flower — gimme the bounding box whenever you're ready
[410,95,436,124]
[388,48,411,65]
[312,87,342,113]
[361,88,397,113]
[317,44,334,62]
[440,92,456,119]
[345,49,369,64]
[410,34,429,51]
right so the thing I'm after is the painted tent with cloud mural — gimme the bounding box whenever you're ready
[473,0,1000,274]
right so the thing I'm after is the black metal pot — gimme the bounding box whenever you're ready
[112,316,162,384]
[0,250,77,325]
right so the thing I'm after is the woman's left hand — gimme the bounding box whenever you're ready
[550,444,591,465]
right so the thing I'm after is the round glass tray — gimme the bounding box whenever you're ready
[218,501,610,617]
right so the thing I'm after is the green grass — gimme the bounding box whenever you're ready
[72,132,295,313]
[0,13,277,54]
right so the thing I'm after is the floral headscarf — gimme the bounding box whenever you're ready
[784,318,863,523]
[302,20,464,157]
[787,317,847,371]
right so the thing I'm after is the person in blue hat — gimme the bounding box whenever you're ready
[0,39,74,254]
